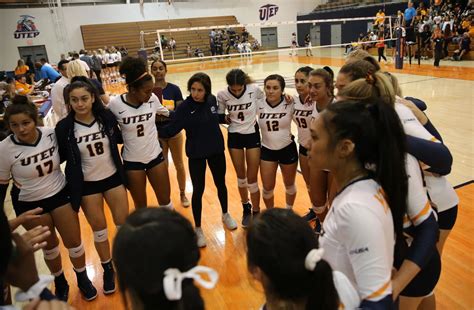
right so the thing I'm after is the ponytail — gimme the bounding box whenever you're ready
[370,101,408,247]
[306,259,339,310]
[323,100,407,244]
[338,71,395,106]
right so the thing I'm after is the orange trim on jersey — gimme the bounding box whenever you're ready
[430,137,439,143]
[0,179,9,185]
[373,188,389,213]
[338,302,345,309]
[365,279,391,300]
[411,201,431,223]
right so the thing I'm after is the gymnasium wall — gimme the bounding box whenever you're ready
[0,0,319,71]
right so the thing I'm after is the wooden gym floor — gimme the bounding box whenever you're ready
[7,48,474,309]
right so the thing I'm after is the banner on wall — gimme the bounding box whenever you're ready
[14,15,40,39]
[259,4,279,21]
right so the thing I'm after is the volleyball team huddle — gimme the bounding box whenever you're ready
[0,50,458,309]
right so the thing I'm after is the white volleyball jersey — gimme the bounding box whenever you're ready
[217,84,263,134]
[257,98,294,150]
[104,53,112,64]
[311,97,336,120]
[424,173,459,212]
[333,270,361,310]
[404,154,433,229]
[395,100,436,142]
[394,99,458,211]
[74,120,116,181]
[0,127,66,202]
[109,93,169,163]
[292,94,313,148]
[320,179,394,302]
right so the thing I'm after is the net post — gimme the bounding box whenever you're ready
[156,30,165,61]
[389,15,393,40]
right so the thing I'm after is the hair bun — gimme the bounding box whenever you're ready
[11,95,31,105]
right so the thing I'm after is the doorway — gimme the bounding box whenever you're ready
[330,24,341,45]
[261,27,278,49]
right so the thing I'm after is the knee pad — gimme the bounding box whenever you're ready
[285,184,297,195]
[160,202,174,210]
[248,182,259,194]
[93,228,108,243]
[68,242,85,258]
[237,178,248,188]
[43,246,60,261]
[262,188,274,199]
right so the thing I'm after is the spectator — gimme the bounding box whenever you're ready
[186,43,193,57]
[169,37,176,51]
[404,2,417,41]
[14,74,33,96]
[453,32,471,60]
[79,50,94,73]
[252,39,261,51]
[194,48,204,58]
[374,9,385,30]
[304,33,313,56]
[72,53,91,77]
[209,28,216,39]
[0,78,15,114]
[420,24,433,59]
[34,61,60,83]
[14,59,29,76]
[25,56,35,83]
[66,59,109,105]
[90,50,103,83]
[443,23,453,57]
[51,59,70,121]
[375,32,387,62]
[432,26,444,67]
[242,27,249,41]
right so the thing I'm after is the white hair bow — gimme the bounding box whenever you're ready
[304,248,325,271]
[163,266,219,301]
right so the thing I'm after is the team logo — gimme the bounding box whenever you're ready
[259,4,279,21]
[14,15,40,39]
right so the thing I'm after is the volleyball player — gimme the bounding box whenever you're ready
[311,99,408,308]
[56,77,129,296]
[338,75,441,309]
[109,57,172,210]
[258,74,298,210]
[303,68,337,230]
[0,96,97,301]
[292,67,319,218]
[113,208,218,310]
[336,60,457,257]
[159,73,238,248]
[150,59,190,207]
[217,69,263,227]
[247,208,360,310]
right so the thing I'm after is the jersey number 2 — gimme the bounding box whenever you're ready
[266,120,279,132]
[35,160,53,177]
[136,124,145,137]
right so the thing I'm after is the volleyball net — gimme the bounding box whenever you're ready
[139,16,396,63]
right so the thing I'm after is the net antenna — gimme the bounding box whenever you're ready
[139,15,393,63]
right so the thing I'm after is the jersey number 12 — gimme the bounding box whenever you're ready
[266,120,279,132]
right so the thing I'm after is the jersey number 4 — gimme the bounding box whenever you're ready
[86,142,105,157]
[266,120,279,132]
[35,160,53,177]
[237,112,245,121]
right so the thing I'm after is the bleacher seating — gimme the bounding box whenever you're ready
[80,16,257,60]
